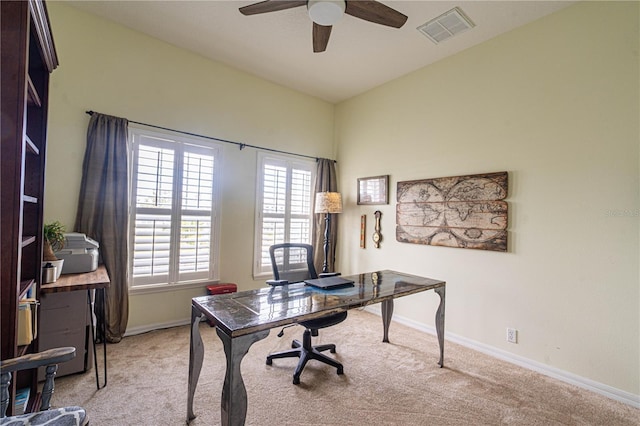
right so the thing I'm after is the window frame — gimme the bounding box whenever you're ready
[253,152,315,279]
[128,125,222,293]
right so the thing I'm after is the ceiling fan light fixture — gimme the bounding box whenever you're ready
[308,0,346,26]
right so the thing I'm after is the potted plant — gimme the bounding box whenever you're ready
[43,221,65,279]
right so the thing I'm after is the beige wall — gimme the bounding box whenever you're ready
[45,1,638,401]
[335,2,639,397]
[45,3,335,331]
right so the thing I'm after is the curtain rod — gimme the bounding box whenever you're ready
[85,110,335,163]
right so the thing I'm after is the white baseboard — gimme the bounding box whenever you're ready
[124,318,191,337]
[364,306,640,409]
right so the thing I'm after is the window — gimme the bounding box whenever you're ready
[254,153,315,277]
[129,126,221,290]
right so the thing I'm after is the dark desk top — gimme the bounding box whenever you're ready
[193,270,445,338]
[41,265,110,294]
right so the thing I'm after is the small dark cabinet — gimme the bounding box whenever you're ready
[38,292,94,380]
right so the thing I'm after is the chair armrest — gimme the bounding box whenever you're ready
[0,347,76,373]
[1,347,76,416]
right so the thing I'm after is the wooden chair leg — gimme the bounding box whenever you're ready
[1,372,11,417]
[40,364,59,411]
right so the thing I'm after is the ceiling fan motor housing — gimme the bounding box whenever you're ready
[307,0,346,26]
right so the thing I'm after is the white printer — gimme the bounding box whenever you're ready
[54,233,100,274]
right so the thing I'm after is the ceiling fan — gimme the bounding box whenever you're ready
[239,0,408,53]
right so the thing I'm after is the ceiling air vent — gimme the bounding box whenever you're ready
[417,7,475,44]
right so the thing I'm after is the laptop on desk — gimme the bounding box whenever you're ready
[304,276,355,290]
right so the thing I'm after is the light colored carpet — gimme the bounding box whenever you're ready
[52,310,638,425]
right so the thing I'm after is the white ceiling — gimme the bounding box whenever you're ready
[67,1,575,103]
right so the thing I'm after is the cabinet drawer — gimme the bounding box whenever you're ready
[40,290,86,311]
[40,291,88,334]
[38,326,90,379]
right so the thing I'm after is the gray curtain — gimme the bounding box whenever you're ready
[75,113,129,343]
[312,159,339,273]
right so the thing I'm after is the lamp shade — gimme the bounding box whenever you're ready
[315,192,343,214]
[307,0,346,26]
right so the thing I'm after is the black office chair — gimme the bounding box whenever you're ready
[265,243,347,385]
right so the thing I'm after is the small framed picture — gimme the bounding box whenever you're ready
[357,175,389,205]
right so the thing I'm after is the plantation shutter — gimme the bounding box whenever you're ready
[130,130,218,288]
[255,155,314,275]
[132,144,174,279]
[179,150,214,276]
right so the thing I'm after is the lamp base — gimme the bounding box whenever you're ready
[322,213,331,274]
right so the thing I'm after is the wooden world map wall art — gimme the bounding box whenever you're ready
[396,171,508,252]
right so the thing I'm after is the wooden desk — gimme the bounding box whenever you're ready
[41,266,109,293]
[186,270,446,425]
[41,265,110,389]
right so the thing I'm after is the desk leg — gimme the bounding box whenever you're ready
[101,288,107,386]
[216,328,269,426]
[187,306,205,423]
[87,290,99,389]
[434,285,446,367]
[87,289,107,389]
[381,299,394,343]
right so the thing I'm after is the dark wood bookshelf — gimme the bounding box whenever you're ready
[1,0,58,415]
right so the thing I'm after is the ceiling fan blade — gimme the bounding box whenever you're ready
[345,0,408,28]
[312,23,332,53]
[239,0,306,16]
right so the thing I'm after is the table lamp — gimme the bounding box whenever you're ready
[314,192,343,274]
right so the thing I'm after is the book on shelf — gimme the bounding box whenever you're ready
[17,298,38,346]
[14,387,30,415]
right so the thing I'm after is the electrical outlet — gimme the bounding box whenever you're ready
[507,328,518,344]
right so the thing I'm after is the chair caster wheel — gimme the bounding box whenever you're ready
[266,358,272,365]
[293,376,300,385]
[337,367,344,375]
[330,348,336,353]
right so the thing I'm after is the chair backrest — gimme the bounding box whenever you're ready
[269,243,318,283]
[1,347,84,422]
